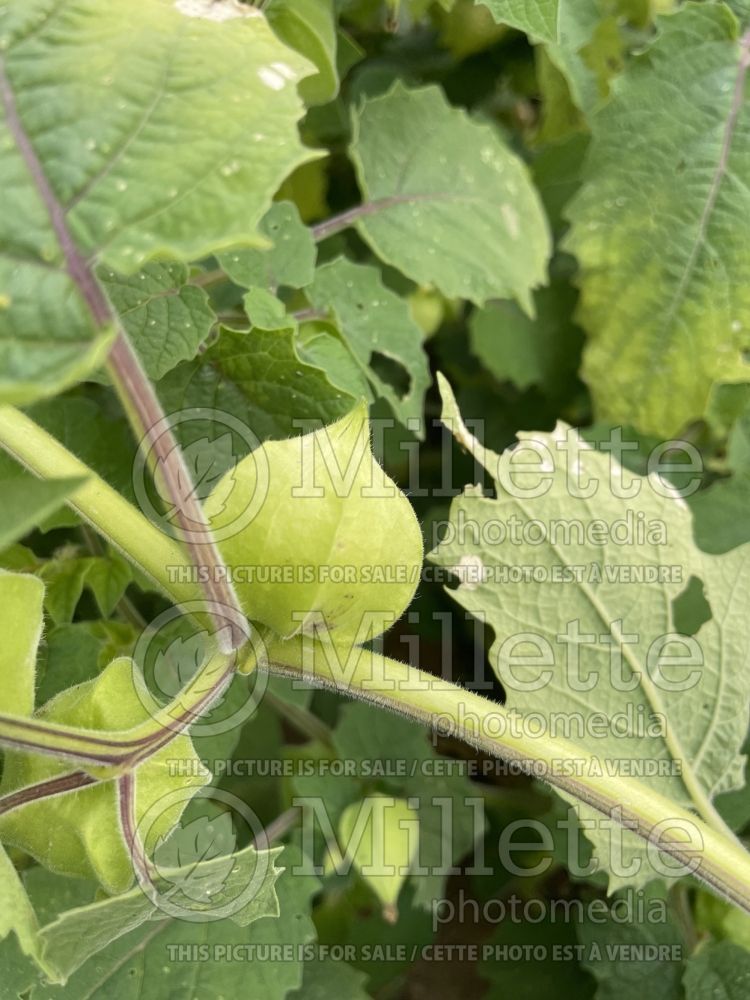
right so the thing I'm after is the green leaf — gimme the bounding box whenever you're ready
[689,475,750,555]
[478,0,560,42]
[0,474,84,553]
[34,843,283,984]
[296,320,372,402]
[431,376,750,890]
[265,0,339,105]
[307,257,431,431]
[0,570,44,716]
[349,82,551,309]
[0,0,315,404]
[27,393,138,501]
[579,884,684,999]
[30,847,319,999]
[217,201,317,291]
[101,262,215,380]
[544,0,623,118]
[565,5,750,436]
[37,623,118,704]
[684,941,750,999]
[0,657,210,894]
[0,844,42,978]
[39,550,132,624]
[157,324,355,447]
[481,907,595,999]
[468,262,582,394]
[289,958,370,1000]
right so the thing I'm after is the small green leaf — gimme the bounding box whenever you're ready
[243,288,292,331]
[39,551,132,624]
[307,257,431,432]
[218,201,317,291]
[469,264,582,394]
[101,262,215,380]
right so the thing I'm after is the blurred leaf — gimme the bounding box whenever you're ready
[566,5,750,436]
[349,83,551,309]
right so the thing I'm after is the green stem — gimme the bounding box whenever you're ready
[3,408,750,913]
[0,406,201,610]
[264,637,750,916]
[0,647,235,772]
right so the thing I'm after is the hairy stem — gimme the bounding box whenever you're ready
[107,334,248,651]
[0,771,96,817]
[3,411,750,914]
[0,651,236,770]
[263,637,750,916]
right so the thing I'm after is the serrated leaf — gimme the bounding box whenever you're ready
[218,201,317,291]
[478,0,560,42]
[565,5,750,436]
[30,847,318,999]
[349,82,551,309]
[157,324,355,448]
[265,0,339,105]
[0,0,315,404]
[431,377,750,891]
[307,257,431,432]
[33,843,283,984]
[153,813,237,903]
[101,262,215,380]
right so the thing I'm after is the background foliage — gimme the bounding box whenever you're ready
[3,0,750,997]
